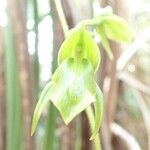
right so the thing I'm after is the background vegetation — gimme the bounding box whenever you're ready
[0,0,150,150]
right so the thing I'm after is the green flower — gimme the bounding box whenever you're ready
[31,57,103,139]
[31,11,133,141]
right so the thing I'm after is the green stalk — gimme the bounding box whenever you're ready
[54,0,69,38]
[43,104,57,150]
[33,0,39,97]
[42,0,59,149]
[75,117,82,150]
[4,20,23,150]
[86,106,101,150]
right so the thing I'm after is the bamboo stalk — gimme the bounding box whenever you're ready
[43,104,57,150]
[0,27,6,150]
[7,0,35,149]
[33,0,39,97]
[4,21,23,150]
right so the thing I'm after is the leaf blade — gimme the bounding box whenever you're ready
[31,82,52,135]
[90,84,103,140]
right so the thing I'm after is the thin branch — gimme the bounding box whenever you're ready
[117,71,150,95]
[54,0,69,37]
[118,71,150,149]
[117,27,150,71]
[133,90,150,150]
[110,122,141,150]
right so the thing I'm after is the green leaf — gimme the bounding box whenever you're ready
[96,26,113,59]
[102,15,133,43]
[31,82,52,135]
[58,27,100,71]
[50,58,96,124]
[90,84,103,140]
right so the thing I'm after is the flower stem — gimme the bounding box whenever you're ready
[54,0,69,37]
[86,106,101,150]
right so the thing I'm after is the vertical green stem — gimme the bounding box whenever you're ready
[54,0,69,37]
[86,106,101,150]
[42,0,61,149]
[43,104,57,150]
[4,21,23,150]
[33,0,39,97]
[75,117,82,150]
